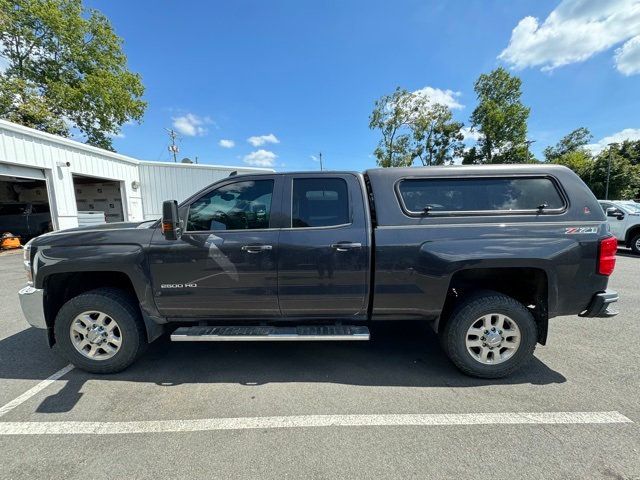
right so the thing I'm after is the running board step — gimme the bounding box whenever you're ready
[171,325,370,342]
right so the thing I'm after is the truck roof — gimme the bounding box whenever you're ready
[231,164,573,178]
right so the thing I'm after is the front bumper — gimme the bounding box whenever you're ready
[18,285,47,329]
[579,289,619,318]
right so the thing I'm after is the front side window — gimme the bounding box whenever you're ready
[398,177,565,214]
[186,179,274,231]
[292,178,349,227]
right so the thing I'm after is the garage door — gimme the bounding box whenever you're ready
[0,163,45,180]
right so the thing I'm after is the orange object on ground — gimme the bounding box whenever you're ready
[1,234,21,250]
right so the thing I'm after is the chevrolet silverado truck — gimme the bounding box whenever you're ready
[19,165,619,378]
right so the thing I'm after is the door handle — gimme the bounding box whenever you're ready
[241,244,273,253]
[331,242,362,252]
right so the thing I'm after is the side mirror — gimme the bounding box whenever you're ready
[606,207,625,220]
[161,200,182,240]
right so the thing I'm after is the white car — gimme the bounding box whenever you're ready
[598,200,640,254]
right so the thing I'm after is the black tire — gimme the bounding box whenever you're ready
[630,233,640,255]
[440,291,537,379]
[54,288,146,373]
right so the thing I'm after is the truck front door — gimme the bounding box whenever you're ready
[148,176,283,319]
[277,174,371,319]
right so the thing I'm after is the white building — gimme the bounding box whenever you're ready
[0,120,271,232]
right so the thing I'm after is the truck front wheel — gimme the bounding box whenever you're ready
[53,288,146,374]
[440,292,537,379]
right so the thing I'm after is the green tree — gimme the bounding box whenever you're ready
[550,149,592,179]
[413,103,464,166]
[369,87,464,167]
[0,0,146,150]
[543,127,592,162]
[369,88,416,167]
[469,67,531,164]
[585,147,640,200]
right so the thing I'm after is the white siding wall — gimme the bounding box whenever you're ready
[0,120,143,229]
[138,162,270,220]
[0,120,274,228]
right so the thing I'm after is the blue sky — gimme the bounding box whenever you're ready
[87,0,640,171]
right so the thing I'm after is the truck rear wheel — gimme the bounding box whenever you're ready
[440,292,537,379]
[53,288,146,374]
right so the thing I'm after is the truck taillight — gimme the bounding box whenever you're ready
[598,236,617,276]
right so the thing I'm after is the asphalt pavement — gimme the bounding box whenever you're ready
[0,248,638,479]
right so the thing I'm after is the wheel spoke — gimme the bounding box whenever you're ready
[466,338,483,348]
[480,347,489,362]
[495,315,505,330]
[503,340,519,350]
[95,312,108,327]
[101,344,116,356]
[105,319,118,333]
[468,327,484,337]
[482,316,492,331]
[87,344,99,358]
[108,335,122,347]
[80,314,94,328]
[71,323,86,336]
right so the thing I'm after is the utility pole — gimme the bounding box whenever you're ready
[605,147,612,200]
[165,128,179,163]
[318,152,323,171]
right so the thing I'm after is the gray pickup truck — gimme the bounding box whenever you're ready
[19,165,618,378]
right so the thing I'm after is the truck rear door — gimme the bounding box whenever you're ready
[277,173,371,319]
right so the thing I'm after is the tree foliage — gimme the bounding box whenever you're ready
[369,87,464,167]
[0,0,146,150]
[543,127,592,162]
[468,67,531,164]
[545,128,640,200]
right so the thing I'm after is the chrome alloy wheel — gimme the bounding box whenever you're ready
[70,311,122,360]
[635,237,640,252]
[465,313,521,365]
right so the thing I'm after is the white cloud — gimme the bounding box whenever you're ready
[499,0,640,74]
[586,128,640,154]
[243,149,277,167]
[172,113,212,137]
[218,139,235,148]
[615,35,640,75]
[247,133,280,147]
[461,126,483,142]
[412,86,464,110]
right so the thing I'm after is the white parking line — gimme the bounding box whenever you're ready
[0,411,631,435]
[0,364,74,419]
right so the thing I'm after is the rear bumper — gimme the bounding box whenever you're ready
[579,289,619,318]
[18,285,47,329]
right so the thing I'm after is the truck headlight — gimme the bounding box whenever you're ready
[23,242,33,285]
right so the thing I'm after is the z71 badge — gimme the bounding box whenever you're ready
[564,226,597,234]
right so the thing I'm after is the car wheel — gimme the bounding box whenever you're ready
[440,291,537,379]
[54,288,146,373]
[630,233,640,255]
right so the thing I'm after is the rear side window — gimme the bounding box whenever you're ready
[292,178,349,227]
[398,177,565,214]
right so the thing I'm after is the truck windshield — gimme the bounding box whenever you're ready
[620,202,640,214]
